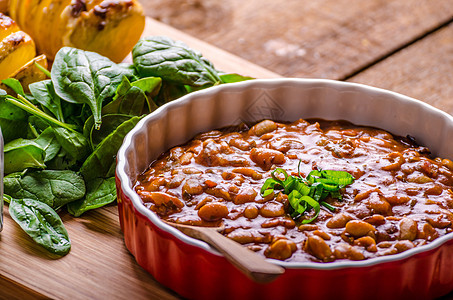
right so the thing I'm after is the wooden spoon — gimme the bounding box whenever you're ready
[164,221,285,283]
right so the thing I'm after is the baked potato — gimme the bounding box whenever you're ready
[0,13,36,81]
[8,0,145,62]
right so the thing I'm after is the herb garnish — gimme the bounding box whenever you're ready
[260,163,354,224]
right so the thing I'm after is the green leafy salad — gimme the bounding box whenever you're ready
[0,36,252,255]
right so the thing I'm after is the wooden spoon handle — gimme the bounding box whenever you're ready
[193,227,285,283]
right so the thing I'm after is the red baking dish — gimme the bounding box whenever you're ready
[116,79,453,300]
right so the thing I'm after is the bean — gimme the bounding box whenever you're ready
[366,193,392,215]
[219,141,234,154]
[407,172,433,184]
[179,152,193,165]
[399,218,417,241]
[227,230,272,244]
[354,188,378,202]
[169,147,184,161]
[264,239,297,260]
[326,213,353,229]
[182,167,203,174]
[145,177,166,192]
[313,230,331,240]
[260,133,274,140]
[333,243,365,260]
[233,187,258,204]
[204,180,218,188]
[442,158,453,171]
[229,138,251,151]
[228,185,240,194]
[353,236,377,252]
[222,172,236,180]
[232,167,263,180]
[195,196,214,210]
[206,187,232,201]
[425,184,443,196]
[166,175,184,189]
[182,179,204,196]
[226,156,250,167]
[377,241,393,248]
[250,147,285,170]
[198,202,229,222]
[418,160,438,178]
[305,235,334,262]
[270,139,304,153]
[385,194,411,206]
[298,224,318,231]
[261,217,296,229]
[381,152,405,171]
[345,220,376,237]
[394,240,415,253]
[140,191,184,208]
[275,192,288,204]
[249,120,277,136]
[244,205,259,219]
[260,201,285,218]
[417,223,439,241]
[363,214,385,226]
[427,215,451,229]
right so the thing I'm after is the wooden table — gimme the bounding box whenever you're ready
[1,1,453,299]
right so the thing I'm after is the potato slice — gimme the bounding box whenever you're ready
[23,0,57,54]
[18,0,42,33]
[48,0,77,57]
[7,0,20,21]
[0,13,19,41]
[0,54,48,93]
[0,0,9,14]
[36,0,71,56]
[61,0,145,62]
[0,30,36,80]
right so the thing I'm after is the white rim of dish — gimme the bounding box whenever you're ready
[117,78,453,270]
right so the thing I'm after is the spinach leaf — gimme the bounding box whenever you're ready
[67,177,116,217]
[52,126,89,162]
[4,139,46,174]
[0,120,28,143]
[29,80,64,122]
[51,47,135,130]
[103,76,160,116]
[1,78,26,97]
[133,36,221,87]
[9,197,71,255]
[3,194,12,204]
[87,114,132,150]
[155,80,189,106]
[4,170,86,209]
[80,115,142,181]
[129,76,162,98]
[46,148,78,171]
[219,73,254,83]
[103,77,146,116]
[34,127,61,162]
[0,91,29,142]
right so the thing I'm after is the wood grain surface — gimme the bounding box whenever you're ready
[349,22,453,115]
[143,0,453,79]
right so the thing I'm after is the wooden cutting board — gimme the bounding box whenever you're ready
[0,17,280,300]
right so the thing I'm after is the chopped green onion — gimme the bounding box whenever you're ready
[260,163,355,224]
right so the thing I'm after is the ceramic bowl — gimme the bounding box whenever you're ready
[116,79,453,300]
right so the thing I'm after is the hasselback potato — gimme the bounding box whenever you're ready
[0,13,48,87]
[7,0,145,62]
